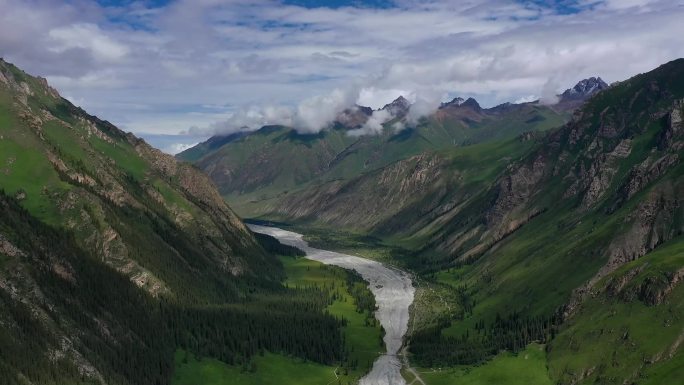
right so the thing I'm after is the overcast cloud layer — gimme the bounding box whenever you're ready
[1,0,683,153]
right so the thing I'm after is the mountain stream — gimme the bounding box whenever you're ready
[248,224,415,385]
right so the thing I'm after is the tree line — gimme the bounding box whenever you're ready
[0,191,347,385]
[409,311,561,367]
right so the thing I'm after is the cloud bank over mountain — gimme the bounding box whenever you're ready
[1,0,683,149]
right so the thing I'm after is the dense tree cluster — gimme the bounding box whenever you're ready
[346,271,378,327]
[168,298,345,366]
[410,312,560,367]
[0,192,347,385]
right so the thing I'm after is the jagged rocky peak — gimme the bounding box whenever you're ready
[561,76,609,100]
[335,104,373,128]
[355,104,373,116]
[440,96,465,108]
[461,97,482,110]
[439,96,482,111]
[381,95,411,116]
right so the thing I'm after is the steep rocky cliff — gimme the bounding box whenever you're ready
[404,59,683,385]
[0,58,279,300]
[0,59,308,385]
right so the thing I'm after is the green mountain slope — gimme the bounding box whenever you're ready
[258,136,538,237]
[548,238,684,384]
[404,59,684,384]
[0,193,172,385]
[200,59,684,384]
[178,98,566,217]
[0,60,358,385]
[0,58,278,301]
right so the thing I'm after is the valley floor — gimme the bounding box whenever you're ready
[175,224,684,385]
[403,343,552,385]
[302,230,558,385]
[173,254,382,385]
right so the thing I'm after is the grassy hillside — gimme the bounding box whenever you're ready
[548,238,684,384]
[409,343,553,385]
[173,352,336,385]
[235,59,684,384]
[0,58,280,302]
[254,136,538,240]
[413,60,682,385]
[0,59,360,385]
[178,99,566,216]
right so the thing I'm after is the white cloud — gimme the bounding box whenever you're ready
[514,95,537,104]
[48,23,129,62]
[167,142,199,154]
[406,89,444,124]
[0,0,682,141]
[198,105,294,135]
[294,88,358,133]
[357,87,410,109]
[540,77,561,105]
[348,108,393,137]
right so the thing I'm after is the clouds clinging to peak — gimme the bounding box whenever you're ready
[1,0,684,150]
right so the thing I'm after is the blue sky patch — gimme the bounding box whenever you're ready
[282,0,395,9]
[95,0,172,7]
[520,0,600,15]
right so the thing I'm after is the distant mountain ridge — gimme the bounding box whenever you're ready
[380,95,411,117]
[178,98,568,215]
[216,59,684,385]
[557,76,610,109]
[177,76,608,209]
[561,76,609,100]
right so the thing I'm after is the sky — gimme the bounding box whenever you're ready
[1,0,683,153]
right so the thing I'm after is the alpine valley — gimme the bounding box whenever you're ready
[0,59,380,385]
[1,43,683,385]
[181,60,684,385]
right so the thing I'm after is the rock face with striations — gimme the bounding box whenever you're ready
[560,77,609,101]
[0,59,277,298]
[381,95,411,117]
[557,76,609,110]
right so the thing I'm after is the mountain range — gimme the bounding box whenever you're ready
[177,74,607,217]
[180,59,683,385]
[1,54,682,385]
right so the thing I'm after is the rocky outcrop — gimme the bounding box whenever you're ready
[0,235,24,258]
[136,127,252,212]
[606,264,684,306]
[659,98,684,150]
[610,154,679,212]
[334,105,372,128]
[273,153,447,230]
[556,77,609,111]
[477,152,547,250]
[0,58,273,298]
[606,185,679,268]
[576,139,632,208]
[381,96,411,117]
[565,180,682,318]
[637,268,684,305]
